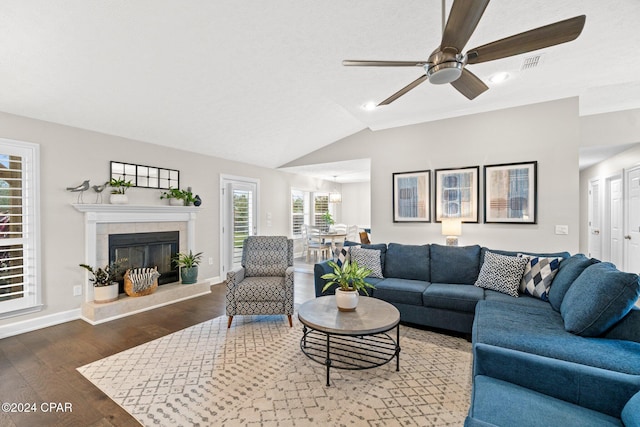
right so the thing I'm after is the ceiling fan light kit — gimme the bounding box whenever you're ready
[344,0,585,105]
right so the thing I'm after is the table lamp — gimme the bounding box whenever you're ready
[441,219,462,246]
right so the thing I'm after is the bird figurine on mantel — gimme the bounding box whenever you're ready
[92,181,109,204]
[66,180,90,204]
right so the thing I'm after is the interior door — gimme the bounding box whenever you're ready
[588,179,602,260]
[607,176,624,268]
[220,177,258,278]
[625,166,640,274]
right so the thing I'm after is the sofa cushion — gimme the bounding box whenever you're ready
[473,300,640,375]
[372,278,429,306]
[518,254,562,301]
[349,246,384,278]
[603,307,640,343]
[467,375,623,427]
[430,244,481,284]
[423,283,484,313]
[561,262,640,337]
[548,254,599,312]
[481,247,570,264]
[474,251,528,297]
[622,391,640,427]
[484,290,550,309]
[384,243,430,281]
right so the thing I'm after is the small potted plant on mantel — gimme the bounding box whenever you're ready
[109,177,133,204]
[321,260,374,311]
[160,187,197,206]
[173,250,203,284]
[79,260,125,303]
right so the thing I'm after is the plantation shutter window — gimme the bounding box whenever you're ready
[0,139,41,317]
[232,188,253,265]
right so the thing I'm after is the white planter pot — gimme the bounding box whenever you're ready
[94,282,119,303]
[169,198,184,206]
[110,194,128,204]
[335,288,358,312]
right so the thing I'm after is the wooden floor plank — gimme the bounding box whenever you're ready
[0,268,315,426]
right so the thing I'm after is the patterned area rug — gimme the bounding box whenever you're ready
[78,314,472,426]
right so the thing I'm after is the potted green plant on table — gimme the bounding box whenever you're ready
[79,260,125,303]
[109,177,133,204]
[321,260,374,311]
[321,212,335,232]
[173,250,203,284]
[160,187,197,206]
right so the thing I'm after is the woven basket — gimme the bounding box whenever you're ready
[124,267,159,297]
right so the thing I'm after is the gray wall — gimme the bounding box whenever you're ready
[0,111,335,330]
[285,98,581,253]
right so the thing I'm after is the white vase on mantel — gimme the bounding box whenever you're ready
[110,194,128,204]
[169,198,184,206]
[335,288,358,312]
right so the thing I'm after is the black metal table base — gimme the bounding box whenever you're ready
[300,324,400,386]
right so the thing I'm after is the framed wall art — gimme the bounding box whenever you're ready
[434,166,479,223]
[392,170,431,222]
[484,161,537,224]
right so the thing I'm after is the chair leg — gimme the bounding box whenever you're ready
[227,316,233,328]
[287,314,292,327]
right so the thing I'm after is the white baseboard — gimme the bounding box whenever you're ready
[0,309,81,339]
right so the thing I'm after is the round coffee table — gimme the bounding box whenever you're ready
[298,295,401,386]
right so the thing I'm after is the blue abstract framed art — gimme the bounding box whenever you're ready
[393,170,431,222]
[435,166,479,223]
[484,161,537,223]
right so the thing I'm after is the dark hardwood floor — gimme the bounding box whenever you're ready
[0,270,316,427]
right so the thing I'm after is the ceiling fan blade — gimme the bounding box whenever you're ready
[343,60,427,67]
[441,0,490,52]
[450,68,489,100]
[467,15,586,64]
[378,75,429,106]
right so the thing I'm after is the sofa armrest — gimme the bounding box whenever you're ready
[314,260,336,297]
[473,343,640,418]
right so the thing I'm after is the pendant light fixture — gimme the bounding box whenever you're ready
[329,176,342,203]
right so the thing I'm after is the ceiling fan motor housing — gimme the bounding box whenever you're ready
[426,48,465,84]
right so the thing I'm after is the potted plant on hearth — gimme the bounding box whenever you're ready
[321,260,374,311]
[109,177,133,204]
[79,260,125,303]
[160,187,197,206]
[173,250,203,284]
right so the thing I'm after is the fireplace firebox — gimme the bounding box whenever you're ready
[109,231,179,294]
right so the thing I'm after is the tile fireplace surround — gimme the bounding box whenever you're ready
[73,204,211,324]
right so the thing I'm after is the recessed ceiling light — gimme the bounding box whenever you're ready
[488,72,510,84]
[362,101,377,111]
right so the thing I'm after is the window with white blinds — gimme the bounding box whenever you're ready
[232,188,253,265]
[314,193,330,227]
[291,190,308,237]
[0,139,40,317]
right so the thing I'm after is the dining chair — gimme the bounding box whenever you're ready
[302,224,331,261]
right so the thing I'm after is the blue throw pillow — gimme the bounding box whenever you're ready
[561,262,640,337]
[548,254,599,312]
[430,244,481,284]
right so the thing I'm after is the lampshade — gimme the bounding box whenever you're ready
[441,218,462,236]
[329,192,342,203]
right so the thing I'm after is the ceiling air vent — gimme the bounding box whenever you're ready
[520,54,545,71]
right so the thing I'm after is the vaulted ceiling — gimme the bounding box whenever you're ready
[1,1,639,173]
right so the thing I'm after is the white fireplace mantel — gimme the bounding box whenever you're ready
[73,204,199,304]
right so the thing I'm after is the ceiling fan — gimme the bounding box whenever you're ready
[343,0,586,105]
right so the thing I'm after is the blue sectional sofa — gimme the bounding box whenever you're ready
[313,242,640,426]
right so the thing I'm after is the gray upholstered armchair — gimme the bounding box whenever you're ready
[225,236,294,328]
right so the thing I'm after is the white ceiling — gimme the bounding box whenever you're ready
[1,1,639,180]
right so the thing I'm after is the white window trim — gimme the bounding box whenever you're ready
[0,138,42,319]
